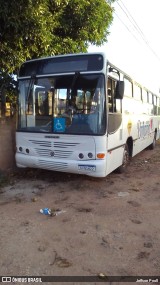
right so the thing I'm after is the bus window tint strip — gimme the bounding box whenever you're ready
[19,55,104,77]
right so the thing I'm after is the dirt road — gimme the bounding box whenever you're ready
[0,142,160,284]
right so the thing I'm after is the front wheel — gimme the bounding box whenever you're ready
[117,144,130,173]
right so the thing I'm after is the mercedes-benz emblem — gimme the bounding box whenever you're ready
[50,151,55,157]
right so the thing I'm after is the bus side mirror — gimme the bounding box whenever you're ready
[115,81,124,99]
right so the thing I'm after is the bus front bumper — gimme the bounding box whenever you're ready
[15,153,106,178]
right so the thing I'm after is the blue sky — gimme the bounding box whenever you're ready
[88,0,160,94]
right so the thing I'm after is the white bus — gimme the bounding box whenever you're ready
[16,53,160,177]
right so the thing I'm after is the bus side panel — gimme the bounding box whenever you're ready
[132,116,158,156]
[107,129,124,175]
[106,146,124,175]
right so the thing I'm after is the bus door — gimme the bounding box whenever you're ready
[106,77,123,174]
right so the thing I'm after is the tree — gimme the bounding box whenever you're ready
[0,71,17,116]
[0,0,114,115]
[0,0,115,74]
[0,0,54,74]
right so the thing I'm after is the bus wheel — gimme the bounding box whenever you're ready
[117,144,129,173]
[149,134,156,150]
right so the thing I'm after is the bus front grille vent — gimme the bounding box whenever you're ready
[38,160,68,171]
[53,142,80,148]
[29,140,51,148]
[35,148,73,158]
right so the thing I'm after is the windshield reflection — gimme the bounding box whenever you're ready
[18,74,106,135]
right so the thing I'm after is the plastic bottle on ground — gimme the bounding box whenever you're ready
[40,208,51,215]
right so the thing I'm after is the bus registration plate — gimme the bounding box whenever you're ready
[78,165,96,172]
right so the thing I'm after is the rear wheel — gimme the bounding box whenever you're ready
[149,133,156,150]
[117,144,130,173]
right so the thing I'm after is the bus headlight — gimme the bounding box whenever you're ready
[79,153,84,159]
[88,152,93,158]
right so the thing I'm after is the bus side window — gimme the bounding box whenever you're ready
[107,78,121,113]
[107,78,122,134]
[108,88,112,111]
[153,95,157,115]
[148,92,154,115]
[158,99,160,115]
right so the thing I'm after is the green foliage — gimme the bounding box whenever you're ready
[0,0,54,74]
[0,0,115,74]
[0,71,18,115]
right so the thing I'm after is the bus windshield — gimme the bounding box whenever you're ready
[18,74,106,135]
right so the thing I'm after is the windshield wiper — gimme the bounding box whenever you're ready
[70,71,80,96]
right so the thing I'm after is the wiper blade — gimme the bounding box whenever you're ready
[70,71,80,96]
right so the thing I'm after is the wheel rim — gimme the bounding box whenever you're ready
[153,137,156,148]
[122,147,129,169]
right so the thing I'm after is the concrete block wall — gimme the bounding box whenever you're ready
[0,117,16,171]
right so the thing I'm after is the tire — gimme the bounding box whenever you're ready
[149,135,156,150]
[117,144,130,173]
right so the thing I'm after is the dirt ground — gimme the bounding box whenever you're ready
[0,141,160,285]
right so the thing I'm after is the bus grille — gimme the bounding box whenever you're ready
[29,140,51,147]
[29,140,79,149]
[38,160,68,171]
[35,148,73,158]
[53,142,80,148]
